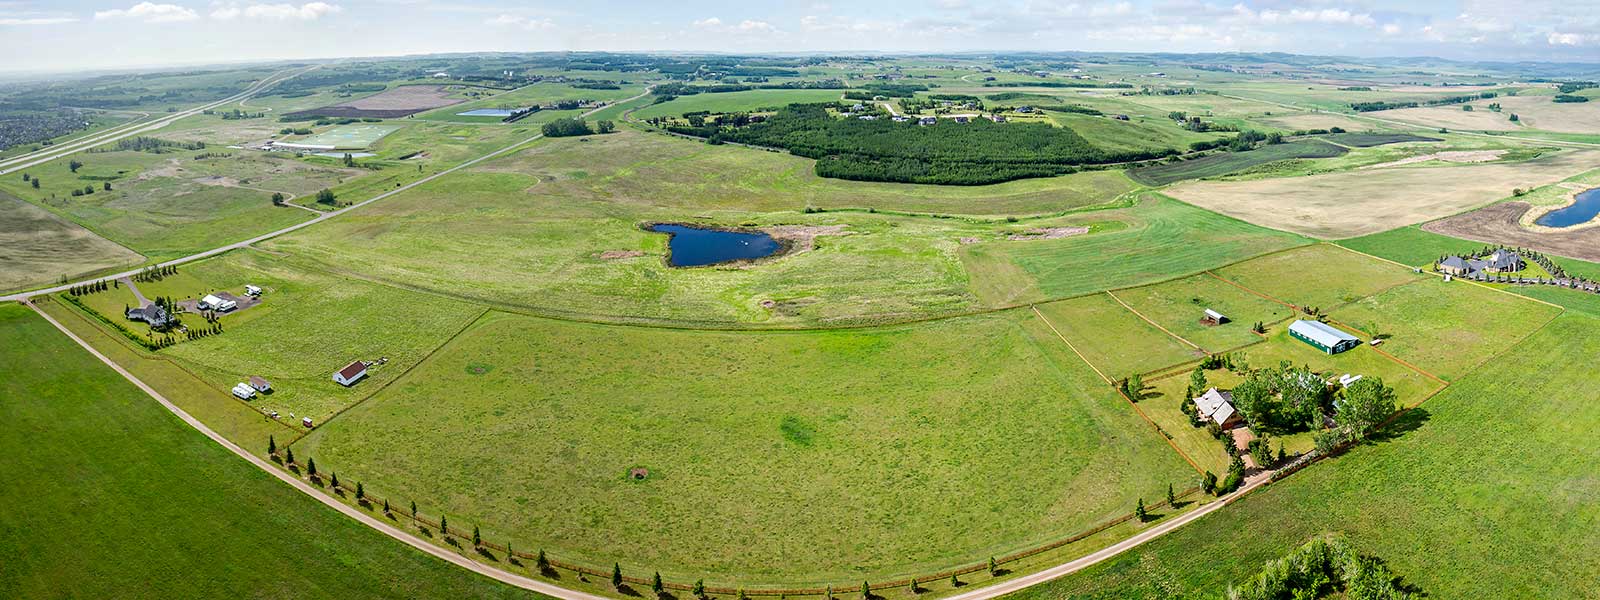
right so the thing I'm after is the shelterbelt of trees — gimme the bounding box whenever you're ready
[668,103,1179,185]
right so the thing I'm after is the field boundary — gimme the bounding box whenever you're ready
[1103,290,1206,351]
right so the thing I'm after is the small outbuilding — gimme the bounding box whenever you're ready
[199,294,237,312]
[245,284,262,296]
[1193,387,1243,428]
[249,375,272,393]
[1289,319,1360,354]
[1201,308,1228,325]
[333,360,368,387]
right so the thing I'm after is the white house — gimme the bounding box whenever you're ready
[334,360,368,386]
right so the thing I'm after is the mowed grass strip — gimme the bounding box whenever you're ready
[963,194,1310,306]
[1127,140,1347,186]
[293,309,1196,584]
[0,303,540,600]
[1328,278,1562,380]
[1005,313,1600,599]
[1113,273,1294,352]
[1033,293,1204,378]
[1212,244,1427,312]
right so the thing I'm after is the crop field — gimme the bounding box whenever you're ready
[1127,140,1347,186]
[0,303,539,599]
[631,89,850,119]
[286,124,402,150]
[1375,94,1600,135]
[1211,244,1426,311]
[1167,149,1600,238]
[286,84,467,118]
[1329,278,1561,380]
[0,192,142,293]
[961,195,1310,306]
[293,308,1197,584]
[1259,112,1379,133]
[1033,293,1204,378]
[416,82,650,122]
[1112,273,1293,352]
[1008,313,1600,599]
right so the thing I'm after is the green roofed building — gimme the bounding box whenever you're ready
[1288,319,1360,354]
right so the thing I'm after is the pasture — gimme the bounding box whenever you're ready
[961,194,1309,306]
[1166,149,1599,238]
[1112,273,1293,352]
[1127,140,1347,186]
[632,89,850,120]
[1008,313,1600,599]
[0,303,538,599]
[0,191,142,293]
[293,309,1197,584]
[1033,293,1205,378]
[1210,244,1426,311]
[1375,94,1600,135]
[1329,278,1561,380]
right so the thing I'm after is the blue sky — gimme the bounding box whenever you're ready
[2,0,1597,72]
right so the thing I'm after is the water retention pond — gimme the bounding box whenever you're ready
[646,223,784,267]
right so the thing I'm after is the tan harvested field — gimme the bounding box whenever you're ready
[1167,150,1600,239]
[1373,95,1600,134]
[288,85,465,118]
[0,192,143,292]
[1359,150,1506,169]
[1424,201,1600,262]
[1261,112,1376,133]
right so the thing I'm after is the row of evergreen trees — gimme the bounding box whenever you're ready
[66,279,112,296]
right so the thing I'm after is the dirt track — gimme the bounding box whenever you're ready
[1424,202,1600,262]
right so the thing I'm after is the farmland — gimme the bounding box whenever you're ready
[7,50,1600,599]
[293,309,1196,584]
[1127,140,1347,186]
[0,303,542,599]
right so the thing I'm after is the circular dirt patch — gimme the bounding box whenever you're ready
[628,467,649,480]
[465,362,494,375]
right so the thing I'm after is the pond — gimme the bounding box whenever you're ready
[1536,188,1600,228]
[647,223,782,267]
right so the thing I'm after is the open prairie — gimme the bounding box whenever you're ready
[0,192,142,292]
[1167,149,1599,238]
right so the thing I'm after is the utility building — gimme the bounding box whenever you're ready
[1289,320,1360,354]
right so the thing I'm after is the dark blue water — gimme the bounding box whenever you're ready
[1536,188,1600,228]
[648,224,782,267]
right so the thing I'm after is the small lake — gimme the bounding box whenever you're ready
[648,223,782,267]
[1536,188,1600,228]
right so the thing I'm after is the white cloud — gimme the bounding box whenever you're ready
[1547,31,1593,46]
[692,16,721,28]
[1232,4,1375,28]
[0,16,76,25]
[737,19,776,33]
[94,2,201,23]
[1381,23,1401,35]
[1089,2,1134,18]
[210,2,342,20]
[485,14,553,30]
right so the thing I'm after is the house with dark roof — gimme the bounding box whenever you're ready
[1438,249,1525,277]
[126,303,171,329]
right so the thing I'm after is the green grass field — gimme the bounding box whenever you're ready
[632,89,850,120]
[1033,293,1204,378]
[1211,244,1427,311]
[1235,328,1439,406]
[293,308,1197,584]
[961,195,1310,306]
[1112,273,1293,352]
[1328,278,1562,380]
[0,191,143,293]
[0,302,541,599]
[1127,140,1349,186]
[288,123,402,149]
[1007,313,1600,599]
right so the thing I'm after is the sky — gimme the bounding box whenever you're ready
[1,0,1597,72]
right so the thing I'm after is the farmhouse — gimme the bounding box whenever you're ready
[1193,387,1243,428]
[1437,249,1525,277]
[125,303,171,328]
[1289,319,1360,354]
[249,375,272,393]
[333,360,368,386]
